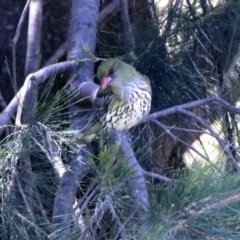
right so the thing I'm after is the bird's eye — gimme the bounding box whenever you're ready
[108,66,114,75]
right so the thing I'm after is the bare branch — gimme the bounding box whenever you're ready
[0,60,77,132]
[142,169,177,183]
[42,0,120,67]
[99,0,120,22]
[197,192,240,215]
[151,119,222,172]
[12,0,31,92]
[52,0,99,234]
[142,96,240,122]
[43,42,68,67]
[25,0,43,76]
[110,131,149,212]
[120,0,135,50]
[52,146,91,229]
[0,91,12,135]
[179,109,240,171]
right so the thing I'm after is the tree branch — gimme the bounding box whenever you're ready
[179,109,240,171]
[25,0,43,76]
[51,0,99,234]
[151,119,222,172]
[0,60,77,132]
[12,0,31,92]
[142,96,240,122]
[42,0,120,67]
[110,131,149,213]
[120,0,135,50]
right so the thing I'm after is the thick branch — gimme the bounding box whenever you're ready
[110,131,149,213]
[42,0,120,67]
[51,0,99,233]
[25,0,43,76]
[52,147,91,229]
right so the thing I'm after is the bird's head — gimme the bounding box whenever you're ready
[96,58,136,90]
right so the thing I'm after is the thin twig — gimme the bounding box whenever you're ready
[179,109,240,171]
[151,119,222,172]
[74,179,98,211]
[12,0,31,93]
[142,96,240,122]
[99,0,120,22]
[81,199,109,238]
[16,179,42,238]
[43,42,68,67]
[175,192,240,234]
[142,169,177,183]
[167,125,209,134]
[77,184,100,217]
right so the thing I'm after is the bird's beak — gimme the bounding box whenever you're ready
[100,76,112,89]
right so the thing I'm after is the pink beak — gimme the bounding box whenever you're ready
[100,76,112,89]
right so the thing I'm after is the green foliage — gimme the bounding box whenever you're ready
[139,163,240,239]
[90,145,132,188]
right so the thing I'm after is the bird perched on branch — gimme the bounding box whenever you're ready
[77,58,152,141]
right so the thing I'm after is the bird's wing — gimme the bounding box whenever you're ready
[75,88,113,141]
[93,88,113,119]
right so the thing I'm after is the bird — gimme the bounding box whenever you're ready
[77,58,152,141]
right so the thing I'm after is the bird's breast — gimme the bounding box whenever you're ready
[100,88,151,131]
